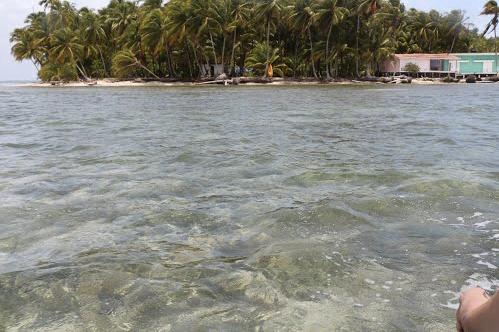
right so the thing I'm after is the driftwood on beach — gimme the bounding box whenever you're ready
[195,77,273,85]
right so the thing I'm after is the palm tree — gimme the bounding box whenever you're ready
[112,49,160,78]
[316,0,348,79]
[210,0,239,74]
[10,28,44,70]
[290,0,319,79]
[80,9,109,76]
[39,0,61,10]
[107,0,138,43]
[141,8,173,77]
[355,0,380,77]
[48,28,88,79]
[228,0,249,75]
[448,11,468,54]
[245,42,288,76]
[254,0,282,78]
[166,0,193,77]
[482,0,499,74]
[190,0,219,77]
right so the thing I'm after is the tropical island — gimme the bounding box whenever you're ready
[9,0,499,85]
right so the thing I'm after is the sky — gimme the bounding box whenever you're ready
[0,0,491,81]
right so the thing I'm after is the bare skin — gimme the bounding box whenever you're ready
[457,288,499,332]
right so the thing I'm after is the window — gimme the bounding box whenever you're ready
[430,59,443,71]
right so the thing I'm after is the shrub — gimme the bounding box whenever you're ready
[38,62,78,82]
[402,62,420,76]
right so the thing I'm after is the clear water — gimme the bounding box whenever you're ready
[0,85,498,331]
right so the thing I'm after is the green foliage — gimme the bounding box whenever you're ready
[402,62,420,75]
[245,42,288,76]
[112,50,141,78]
[9,0,497,81]
[38,62,78,81]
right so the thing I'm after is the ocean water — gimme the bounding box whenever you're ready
[0,84,497,331]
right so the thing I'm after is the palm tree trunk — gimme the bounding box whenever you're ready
[193,45,202,79]
[449,33,458,78]
[264,15,271,78]
[31,59,40,71]
[209,32,218,72]
[221,35,226,74]
[166,45,175,78]
[230,29,237,75]
[356,15,360,77]
[138,61,160,79]
[75,62,90,81]
[98,48,108,77]
[495,22,498,74]
[325,23,333,80]
[308,27,318,79]
[204,53,210,76]
[185,41,193,79]
[450,33,457,54]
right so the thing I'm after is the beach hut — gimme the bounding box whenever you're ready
[380,53,459,77]
[452,53,499,77]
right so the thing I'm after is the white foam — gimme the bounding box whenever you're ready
[474,220,493,228]
[462,273,499,292]
[476,260,497,269]
[441,290,460,310]
[364,279,375,285]
[471,212,483,218]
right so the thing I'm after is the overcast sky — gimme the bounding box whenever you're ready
[0,0,490,81]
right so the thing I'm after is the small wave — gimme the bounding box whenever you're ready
[2,142,42,149]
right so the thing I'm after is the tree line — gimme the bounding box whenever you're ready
[9,0,499,81]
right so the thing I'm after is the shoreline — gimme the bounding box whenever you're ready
[15,77,464,88]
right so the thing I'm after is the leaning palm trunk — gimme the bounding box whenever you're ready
[141,65,160,79]
[124,59,159,79]
[264,15,271,78]
[139,63,160,79]
[75,62,90,81]
[308,27,318,79]
[31,59,40,71]
[325,23,333,79]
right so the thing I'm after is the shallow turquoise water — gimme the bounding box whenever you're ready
[0,84,498,331]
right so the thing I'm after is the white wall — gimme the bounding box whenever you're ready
[400,59,431,72]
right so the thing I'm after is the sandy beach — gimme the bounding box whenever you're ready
[17,77,455,88]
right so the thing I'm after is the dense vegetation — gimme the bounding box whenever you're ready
[10,0,499,81]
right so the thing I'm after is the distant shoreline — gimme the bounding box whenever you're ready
[17,77,468,88]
